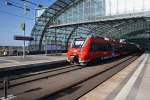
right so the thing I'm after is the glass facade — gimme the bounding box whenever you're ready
[29,0,150,52]
[30,0,106,51]
[54,0,105,25]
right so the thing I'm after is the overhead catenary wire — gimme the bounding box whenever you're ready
[4,0,44,20]
[5,0,30,11]
[8,0,36,10]
[20,0,36,6]
[5,0,43,11]
[0,9,34,20]
[19,0,43,8]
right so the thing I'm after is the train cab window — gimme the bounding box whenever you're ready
[72,38,85,48]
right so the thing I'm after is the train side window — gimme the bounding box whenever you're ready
[104,45,107,51]
[95,44,99,51]
[102,45,105,51]
[105,45,110,51]
[94,44,101,51]
[97,44,104,51]
[96,44,103,51]
[105,45,109,51]
[90,43,112,52]
[108,44,112,51]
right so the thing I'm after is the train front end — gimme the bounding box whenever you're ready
[67,37,90,65]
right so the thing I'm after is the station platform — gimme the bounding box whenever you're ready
[79,52,150,100]
[0,54,66,72]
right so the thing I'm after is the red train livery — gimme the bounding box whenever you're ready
[67,35,142,65]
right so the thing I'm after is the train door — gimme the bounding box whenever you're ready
[89,42,95,60]
[112,44,115,57]
[92,43,101,60]
[113,44,120,57]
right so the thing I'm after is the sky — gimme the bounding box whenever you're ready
[0,0,150,46]
[0,0,55,46]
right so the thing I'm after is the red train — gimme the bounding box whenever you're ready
[67,35,143,65]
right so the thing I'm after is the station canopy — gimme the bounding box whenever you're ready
[29,0,150,51]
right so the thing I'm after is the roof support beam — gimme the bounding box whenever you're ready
[65,26,78,49]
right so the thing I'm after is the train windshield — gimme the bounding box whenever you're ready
[72,38,85,48]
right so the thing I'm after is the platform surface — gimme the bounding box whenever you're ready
[0,54,66,70]
[79,52,150,100]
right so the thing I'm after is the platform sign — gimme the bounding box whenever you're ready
[14,35,34,41]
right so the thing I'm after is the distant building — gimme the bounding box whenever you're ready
[0,46,28,56]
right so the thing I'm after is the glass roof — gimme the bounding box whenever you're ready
[29,0,150,51]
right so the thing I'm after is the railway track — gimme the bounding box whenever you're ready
[0,60,68,79]
[47,55,139,100]
[0,64,83,89]
[0,53,141,100]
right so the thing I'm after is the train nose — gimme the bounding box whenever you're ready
[70,56,74,63]
[70,56,79,64]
